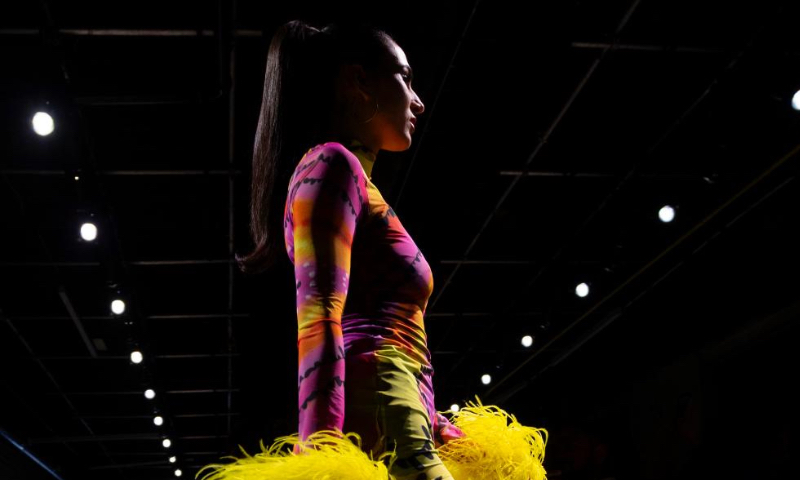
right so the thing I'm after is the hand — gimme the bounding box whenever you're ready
[433,412,466,449]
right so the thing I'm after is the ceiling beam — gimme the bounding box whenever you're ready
[9,314,249,321]
[51,389,240,396]
[80,413,240,419]
[30,354,239,360]
[0,169,242,176]
[28,434,228,444]
[571,41,729,54]
[0,28,262,37]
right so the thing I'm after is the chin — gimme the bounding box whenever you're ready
[396,132,414,151]
[383,136,412,152]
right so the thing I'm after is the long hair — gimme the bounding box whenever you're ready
[237,19,394,274]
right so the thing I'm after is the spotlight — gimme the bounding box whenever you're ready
[162,438,171,448]
[32,112,54,136]
[111,299,126,315]
[80,223,98,241]
[521,335,533,348]
[174,469,182,477]
[658,205,676,223]
[575,283,590,298]
[792,89,800,111]
[481,374,491,385]
[450,404,460,413]
[144,389,156,399]
[154,416,163,426]
[130,351,143,364]
[169,456,177,464]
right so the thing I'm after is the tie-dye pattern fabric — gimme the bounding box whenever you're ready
[284,140,463,478]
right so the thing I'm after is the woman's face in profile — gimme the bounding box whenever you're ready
[370,40,425,152]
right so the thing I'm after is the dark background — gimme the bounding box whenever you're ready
[1,1,798,479]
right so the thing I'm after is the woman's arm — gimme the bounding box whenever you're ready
[289,145,367,445]
[433,412,466,448]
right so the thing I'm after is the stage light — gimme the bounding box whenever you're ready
[450,404,460,413]
[792,89,800,111]
[74,176,80,181]
[111,299,126,315]
[130,351,143,364]
[659,205,675,223]
[575,282,589,298]
[521,335,533,347]
[481,374,491,385]
[80,223,98,241]
[162,438,171,448]
[154,416,163,426]
[169,456,177,464]
[32,112,54,136]
[174,469,182,477]
[145,389,156,399]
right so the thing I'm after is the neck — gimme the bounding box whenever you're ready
[343,138,377,180]
[320,131,378,180]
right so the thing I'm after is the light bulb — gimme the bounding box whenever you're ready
[111,299,126,315]
[169,456,176,464]
[576,283,589,298]
[80,223,98,241]
[521,335,533,347]
[32,112,54,136]
[144,389,156,399]
[659,205,675,223]
[450,404,460,413]
[162,438,171,448]
[481,374,491,385]
[154,416,163,426]
[174,469,182,477]
[130,351,143,364]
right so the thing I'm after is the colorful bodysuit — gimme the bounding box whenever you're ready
[284,140,464,479]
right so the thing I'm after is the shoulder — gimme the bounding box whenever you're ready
[310,142,364,176]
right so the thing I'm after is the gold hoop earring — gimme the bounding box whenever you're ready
[360,97,379,124]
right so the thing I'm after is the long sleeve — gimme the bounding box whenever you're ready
[288,145,368,442]
[433,411,466,448]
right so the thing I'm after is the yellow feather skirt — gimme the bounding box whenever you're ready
[196,397,547,480]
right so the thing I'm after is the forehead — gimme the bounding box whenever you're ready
[383,39,409,69]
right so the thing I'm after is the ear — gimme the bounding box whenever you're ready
[341,63,371,101]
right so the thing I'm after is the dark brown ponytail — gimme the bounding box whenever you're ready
[237,19,394,274]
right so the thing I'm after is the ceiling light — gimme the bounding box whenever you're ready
[144,389,156,399]
[659,205,675,223]
[575,283,589,298]
[111,299,126,315]
[521,335,533,347]
[162,438,171,448]
[32,112,54,136]
[80,223,98,241]
[154,416,163,426]
[130,351,143,364]
[481,374,491,385]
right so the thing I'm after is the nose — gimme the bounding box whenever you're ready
[412,93,425,115]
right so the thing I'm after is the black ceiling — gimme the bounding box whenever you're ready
[2,1,799,479]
